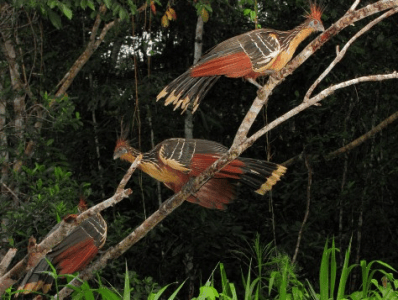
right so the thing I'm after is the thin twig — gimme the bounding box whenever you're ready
[349,0,361,12]
[304,6,398,101]
[326,110,398,159]
[249,71,398,145]
[292,154,313,264]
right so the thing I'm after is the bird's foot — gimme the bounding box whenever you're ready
[257,87,268,99]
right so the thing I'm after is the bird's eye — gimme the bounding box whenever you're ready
[314,20,318,25]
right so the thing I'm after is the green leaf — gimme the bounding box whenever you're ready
[48,0,57,9]
[167,280,186,300]
[104,0,112,9]
[48,10,62,29]
[87,0,95,10]
[243,9,252,16]
[80,0,87,10]
[123,262,130,300]
[319,240,329,300]
[119,7,128,20]
[198,286,219,300]
[97,288,120,300]
[60,3,73,19]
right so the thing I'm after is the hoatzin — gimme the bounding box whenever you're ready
[157,3,324,113]
[113,138,286,210]
[15,199,107,298]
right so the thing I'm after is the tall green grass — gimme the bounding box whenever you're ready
[4,237,398,299]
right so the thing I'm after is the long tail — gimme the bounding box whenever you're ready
[191,153,286,194]
[234,158,286,194]
[156,70,220,113]
[186,153,286,209]
[216,157,287,195]
[188,158,286,210]
[15,258,55,297]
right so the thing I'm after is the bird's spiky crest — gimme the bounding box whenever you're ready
[304,1,324,22]
[115,138,129,148]
[78,197,88,212]
[116,119,132,148]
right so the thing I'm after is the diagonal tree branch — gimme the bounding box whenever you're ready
[55,4,115,98]
[326,110,398,160]
[0,248,16,277]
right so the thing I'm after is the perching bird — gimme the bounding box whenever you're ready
[157,3,324,113]
[15,199,107,298]
[114,138,286,210]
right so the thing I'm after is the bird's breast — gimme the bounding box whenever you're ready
[140,162,183,184]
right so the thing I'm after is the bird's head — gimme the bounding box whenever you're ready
[113,138,141,163]
[113,139,130,160]
[304,2,325,32]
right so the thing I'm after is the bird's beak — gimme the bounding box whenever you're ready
[318,23,325,32]
[113,152,120,160]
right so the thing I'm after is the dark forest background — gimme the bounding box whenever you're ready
[1,0,398,297]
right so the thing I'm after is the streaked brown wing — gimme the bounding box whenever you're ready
[238,30,281,72]
[158,139,228,173]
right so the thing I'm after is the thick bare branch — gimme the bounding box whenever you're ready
[350,0,361,11]
[233,77,277,145]
[0,248,16,277]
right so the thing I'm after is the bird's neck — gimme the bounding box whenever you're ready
[284,23,315,53]
[120,147,142,163]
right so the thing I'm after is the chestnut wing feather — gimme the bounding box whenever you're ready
[192,29,280,74]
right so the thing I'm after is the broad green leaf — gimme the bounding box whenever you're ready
[61,3,73,19]
[48,10,62,29]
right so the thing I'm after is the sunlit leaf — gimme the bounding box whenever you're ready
[200,7,209,22]
[161,14,169,27]
[168,7,176,20]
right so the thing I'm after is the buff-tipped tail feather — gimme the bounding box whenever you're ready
[157,70,221,113]
[255,165,287,195]
[235,158,287,195]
